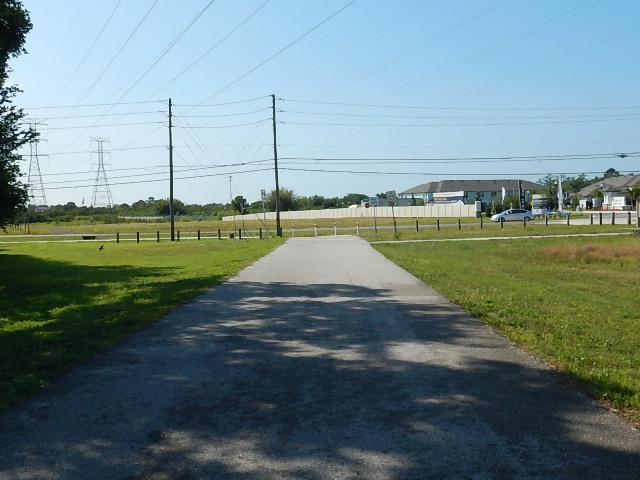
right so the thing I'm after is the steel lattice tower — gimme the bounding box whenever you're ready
[90,138,114,208]
[27,121,48,210]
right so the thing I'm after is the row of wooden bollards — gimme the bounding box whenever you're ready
[114,228,268,243]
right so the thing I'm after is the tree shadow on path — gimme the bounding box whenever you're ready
[0,277,638,479]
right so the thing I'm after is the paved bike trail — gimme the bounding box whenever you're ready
[0,236,638,479]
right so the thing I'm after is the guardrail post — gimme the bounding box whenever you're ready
[480,216,483,229]
[259,228,262,239]
[590,214,593,225]
[415,219,419,231]
[566,214,570,226]
[334,223,337,236]
[612,213,615,225]
[218,229,221,239]
[314,224,318,237]
[628,212,632,225]
[157,231,160,242]
[116,232,120,243]
[177,231,180,241]
[437,219,440,231]
[291,225,295,237]
[500,217,504,229]
[523,218,527,227]
[137,232,140,243]
[357,222,360,235]
[239,229,242,240]
[599,212,603,225]
[458,219,461,230]
[545,215,548,226]
[198,229,201,240]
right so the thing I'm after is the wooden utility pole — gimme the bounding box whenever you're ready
[272,94,282,237]
[169,98,175,241]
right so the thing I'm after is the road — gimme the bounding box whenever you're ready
[0,236,638,479]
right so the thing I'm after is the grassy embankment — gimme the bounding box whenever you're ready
[0,237,283,409]
[374,233,640,425]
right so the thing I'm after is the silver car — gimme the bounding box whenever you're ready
[491,208,533,222]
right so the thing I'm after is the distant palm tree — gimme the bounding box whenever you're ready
[628,186,640,209]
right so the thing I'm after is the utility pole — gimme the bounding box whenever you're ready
[169,98,175,241]
[272,94,282,236]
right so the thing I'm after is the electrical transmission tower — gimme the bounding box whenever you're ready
[90,137,114,208]
[27,121,48,211]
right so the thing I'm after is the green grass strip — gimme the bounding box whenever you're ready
[374,234,640,425]
[0,239,283,409]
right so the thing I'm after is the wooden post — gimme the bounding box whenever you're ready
[116,232,120,243]
[137,232,140,243]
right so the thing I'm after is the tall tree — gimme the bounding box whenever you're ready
[265,187,298,212]
[0,1,35,228]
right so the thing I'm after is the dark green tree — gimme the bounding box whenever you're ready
[0,1,35,229]
[154,198,187,216]
[341,193,368,206]
[265,187,298,212]
[231,195,247,214]
[628,186,640,209]
[604,168,620,178]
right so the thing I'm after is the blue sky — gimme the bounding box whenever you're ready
[8,0,640,207]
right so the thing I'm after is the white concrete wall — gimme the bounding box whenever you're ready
[223,203,479,222]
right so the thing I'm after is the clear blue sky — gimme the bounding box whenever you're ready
[8,0,640,207]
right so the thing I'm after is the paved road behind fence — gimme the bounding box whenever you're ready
[0,236,638,479]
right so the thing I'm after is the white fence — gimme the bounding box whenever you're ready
[223,203,480,222]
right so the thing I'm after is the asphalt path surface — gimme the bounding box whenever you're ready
[0,236,638,479]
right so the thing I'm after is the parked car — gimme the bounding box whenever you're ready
[491,208,533,222]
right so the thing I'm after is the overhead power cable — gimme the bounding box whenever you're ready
[108,0,217,104]
[282,99,640,112]
[74,0,160,106]
[49,0,123,105]
[147,0,273,100]
[193,0,357,107]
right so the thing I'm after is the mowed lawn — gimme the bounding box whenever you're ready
[0,238,283,409]
[374,234,640,425]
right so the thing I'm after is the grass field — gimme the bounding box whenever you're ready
[374,233,640,425]
[0,238,283,409]
[2,221,639,427]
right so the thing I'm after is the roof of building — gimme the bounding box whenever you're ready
[577,174,640,197]
[400,179,544,195]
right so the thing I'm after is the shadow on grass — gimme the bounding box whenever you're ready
[0,251,224,408]
[0,272,637,478]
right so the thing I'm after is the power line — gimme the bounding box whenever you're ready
[107,0,217,104]
[193,0,357,107]
[49,0,124,105]
[147,0,273,100]
[74,0,160,106]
